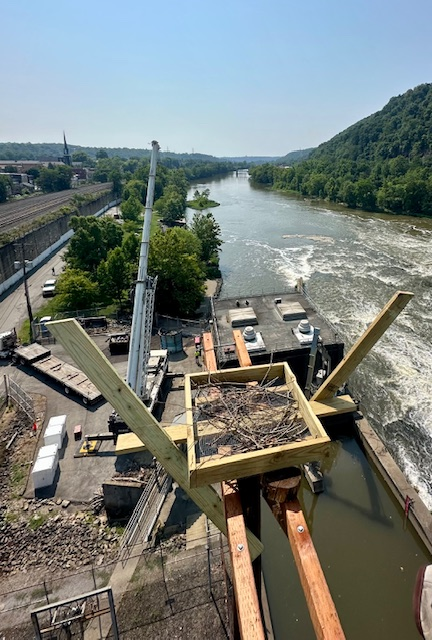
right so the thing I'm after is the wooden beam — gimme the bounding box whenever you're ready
[47,319,263,561]
[222,481,265,640]
[233,329,252,367]
[309,395,358,418]
[284,499,345,640]
[202,331,217,372]
[191,437,330,487]
[311,291,413,401]
[115,393,358,454]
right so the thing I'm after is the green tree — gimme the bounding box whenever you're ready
[36,165,73,192]
[65,217,124,273]
[121,195,142,222]
[0,175,10,202]
[109,168,123,198]
[96,149,109,159]
[55,270,99,311]
[155,190,185,224]
[3,165,16,173]
[72,151,92,164]
[97,247,131,305]
[122,231,140,263]
[190,212,222,264]
[149,228,205,316]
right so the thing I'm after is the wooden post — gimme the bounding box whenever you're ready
[284,499,345,640]
[261,468,302,530]
[46,318,263,561]
[202,331,217,371]
[262,470,345,640]
[222,481,265,640]
[233,329,252,367]
[311,291,413,401]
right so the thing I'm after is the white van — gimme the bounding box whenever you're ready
[42,278,57,297]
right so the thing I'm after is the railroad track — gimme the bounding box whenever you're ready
[0,183,112,233]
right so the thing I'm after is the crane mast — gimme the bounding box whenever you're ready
[126,140,160,398]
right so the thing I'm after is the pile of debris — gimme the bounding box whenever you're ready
[0,499,120,575]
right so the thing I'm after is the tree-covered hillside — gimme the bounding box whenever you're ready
[276,147,315,165]
[250,84,432,216]
[0,142,222,163]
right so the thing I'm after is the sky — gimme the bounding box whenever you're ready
[1,0,431,157]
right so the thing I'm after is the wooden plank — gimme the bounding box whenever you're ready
[222,481,265,640]
[311,291,413,401]
[115,424,189,454]
[47,318,263,561]
[284,499,345,640]
[191,437,330,487]
[309,395,358,418]
[202,331,217,372]
[189,362,285,386]
[233,329,252,367]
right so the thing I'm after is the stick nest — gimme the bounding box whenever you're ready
[192,377,310,458]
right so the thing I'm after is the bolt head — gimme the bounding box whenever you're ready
[237,543,244,551]
[297,526,304,533]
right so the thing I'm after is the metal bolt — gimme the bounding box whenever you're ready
[237,543,244,551]
[297,526,304,533]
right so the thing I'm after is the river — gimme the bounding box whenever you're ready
[189,171,432,511]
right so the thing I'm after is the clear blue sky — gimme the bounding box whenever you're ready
[2,0,431,157]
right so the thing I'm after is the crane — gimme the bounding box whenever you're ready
[126,140,160,399]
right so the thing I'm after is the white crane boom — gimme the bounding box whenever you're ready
[126,140,160,397]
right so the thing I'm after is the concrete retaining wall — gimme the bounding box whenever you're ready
[0,195,120,296]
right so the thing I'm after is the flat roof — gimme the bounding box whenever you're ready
[211,291,342,363]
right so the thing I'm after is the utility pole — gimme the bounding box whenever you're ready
[15,241,34,341]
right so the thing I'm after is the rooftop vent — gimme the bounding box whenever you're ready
[298,319,312,334]
[242,326,256,341]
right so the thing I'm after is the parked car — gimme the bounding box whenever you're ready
[42,278,57,297]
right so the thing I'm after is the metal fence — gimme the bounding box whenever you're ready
[118,462,172,566]
[4,375,35,422]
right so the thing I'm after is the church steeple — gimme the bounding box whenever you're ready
[62,131,72,166]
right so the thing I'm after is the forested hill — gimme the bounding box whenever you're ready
[0,142,220,163]
[251,83,432,216]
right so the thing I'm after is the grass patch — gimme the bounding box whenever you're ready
[28,513,49,531]
[10,462,28,490]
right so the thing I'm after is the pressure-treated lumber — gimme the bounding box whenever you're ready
[233,329,252,367]
[191,437,330,487]
[202,331,217,371]
[222,481,265,640]
[284,499,345,640]
[115,395,357,455]
[47,318,263,560]
[311,291,413,401]
[309,395,358,417]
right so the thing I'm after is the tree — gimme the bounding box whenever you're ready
[122,232,140,263]
[149,228,205,316]
[0,175,10,203]
[190,212,223,264]
[109,168,123,198]
[96,149,109,159]
[3,165,16,173]
[97,247,131,305]
[65,217,124,273]
[55,270,99,311]
[121,195,142,222]
[72,151,92,164]
[155,191,185,224]
[36,165,73,192]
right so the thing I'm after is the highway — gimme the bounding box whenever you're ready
[0,182,112,232]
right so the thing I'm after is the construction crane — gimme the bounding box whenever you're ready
[126,140,160,399]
